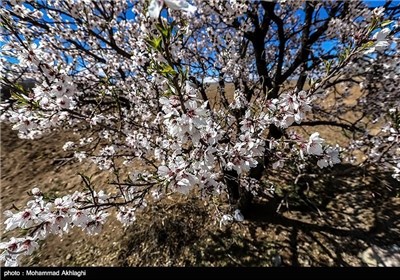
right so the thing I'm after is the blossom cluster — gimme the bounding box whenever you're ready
[1,188,110,266]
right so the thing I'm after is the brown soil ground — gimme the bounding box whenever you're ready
[1,84,399,266]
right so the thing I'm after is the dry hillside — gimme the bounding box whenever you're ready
[1,83,399,266]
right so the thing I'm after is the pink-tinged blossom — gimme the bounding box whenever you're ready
[182,100,208,130]
[239,110,255,133]
[201,125,221,146]
[226,146,258,175]
[71,209,89,227]
[0,237,21,253]
[56,96,71,109]
[239,131,264,156]
[230,90,248,110]
[197,170,218,191]
[116,207,136,226]
[280,93,300,112]
[54,196,74,213]
[12,117,36,134]
[279,114,295,128]
[4,208,36,231]
[272,91,313,128]
[317,146,341,168]
[0,238,23,267]
[158,161,182,180]
[158,156,195,194]
[19,237,39,255]
[0,236,37,266]
[51,214,70,234]
[85,212,110,235]
[31,187,41,196]
[307,132,324,156]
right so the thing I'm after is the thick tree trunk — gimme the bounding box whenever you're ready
[223,169,253,211]
[224,169,240,205]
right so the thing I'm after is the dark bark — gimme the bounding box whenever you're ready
[223,168,254,211]
[226,2,345,213]
[224,169,240,205]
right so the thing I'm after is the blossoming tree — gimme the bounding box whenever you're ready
[0,0,399,266]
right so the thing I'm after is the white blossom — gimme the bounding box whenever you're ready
[307,132,324,156]
[148,0,196,19]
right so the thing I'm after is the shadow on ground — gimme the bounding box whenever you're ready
[118,164,400,266]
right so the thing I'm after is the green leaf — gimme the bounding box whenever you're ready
[367,19,379,34]
[11,91,28,105]
[163,89,173,97]
[361,41,375,50]
[156,23,170,38]
[381,20,393,27]
[160,64,177,76]
[323,59,331,73]
[146,36,162,51]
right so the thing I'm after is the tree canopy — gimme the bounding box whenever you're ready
[0,0,399,266]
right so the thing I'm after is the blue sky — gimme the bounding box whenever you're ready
[1,0,396,68]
